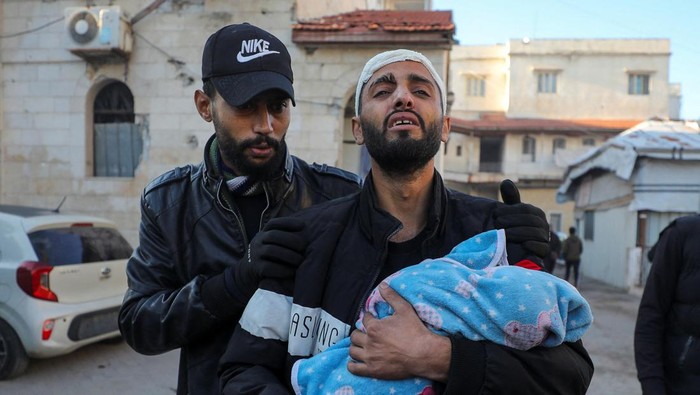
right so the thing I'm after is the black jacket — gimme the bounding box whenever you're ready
[635,214,700,394]
[118,135,361,395]
[220,171,594,394]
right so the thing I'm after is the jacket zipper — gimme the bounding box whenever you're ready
[257,182,275,233]
[679,335,695,368]
[215,179,249,246]
[353,226,401,323]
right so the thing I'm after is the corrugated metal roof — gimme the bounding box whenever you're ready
[557,120,700,202]
[616,120,700,150]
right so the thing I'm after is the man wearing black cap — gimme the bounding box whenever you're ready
[118,23,361,395]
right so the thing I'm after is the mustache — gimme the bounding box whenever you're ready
[382,109,426,131]
[239,135,281,150]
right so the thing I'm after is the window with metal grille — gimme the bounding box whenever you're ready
[93,81,143,177]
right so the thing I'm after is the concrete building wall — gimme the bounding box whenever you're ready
[444,39,673,275]
[0,0,450,245]
[499,133,605,178]
[1,0,299,244]
[579,205,637,289]
[442,132,478,174]
[507,39,671,119]
[448,45,508,119]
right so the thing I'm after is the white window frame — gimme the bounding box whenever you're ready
[536,70,559,94]
[552,138,566,153]
[522,136,536,162]
[549,213,563,233]
[466,75,486,97]
[628,72,650,95]
[582,138,595,147]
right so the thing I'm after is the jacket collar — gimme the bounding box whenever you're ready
[201,134,294,206]
[202,134,293,185]
[358,169,447,249]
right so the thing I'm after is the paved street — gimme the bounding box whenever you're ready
[558,268,643,395]
[0,269,643,394]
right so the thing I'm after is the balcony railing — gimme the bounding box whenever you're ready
[478,161,502,173]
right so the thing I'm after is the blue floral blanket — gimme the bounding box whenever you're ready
[291,229,593,395]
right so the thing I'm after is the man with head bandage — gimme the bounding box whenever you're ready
[219,49,593,395]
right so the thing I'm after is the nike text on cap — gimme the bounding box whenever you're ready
[202,23,295,106]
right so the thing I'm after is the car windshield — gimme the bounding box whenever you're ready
[28,226,133,266]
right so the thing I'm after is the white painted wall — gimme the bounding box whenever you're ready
[448,45,508,119]
[579,205,637,289]
[508,39,671,119]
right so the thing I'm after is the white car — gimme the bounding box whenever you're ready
[0,205,132,379]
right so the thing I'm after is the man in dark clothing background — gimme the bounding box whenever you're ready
[562,226,583,287]
[118,23,362,395]
[635,214,700,394]
[544,227,561,273]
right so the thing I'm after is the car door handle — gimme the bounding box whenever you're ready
[100,267,112,278]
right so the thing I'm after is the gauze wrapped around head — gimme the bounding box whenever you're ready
[354,49,446,117]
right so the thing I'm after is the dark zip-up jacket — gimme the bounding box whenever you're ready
[219,171,594,394]
[635,214,700,394]
[118,135,361,395]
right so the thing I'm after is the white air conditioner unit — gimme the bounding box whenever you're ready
[64,6,133,63]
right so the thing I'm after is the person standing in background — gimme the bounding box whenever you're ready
[562,226,583,287]
[544,227,561,274]
[635,214,700,394]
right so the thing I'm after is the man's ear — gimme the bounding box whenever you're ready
[351,116,365,145]
[194,90,213,122]
[441,115,451,143]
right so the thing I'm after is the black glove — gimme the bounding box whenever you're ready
[494,179,550,265]
[230,217,306,299]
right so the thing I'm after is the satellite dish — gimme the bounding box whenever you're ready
[67,10,98,44]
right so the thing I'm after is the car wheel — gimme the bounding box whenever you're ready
[0,319,29,380]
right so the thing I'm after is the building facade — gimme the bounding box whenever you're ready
[444,38,680,233]
[0,0,450,245]
[557,120,700,290]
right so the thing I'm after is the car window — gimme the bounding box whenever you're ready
[28,226,132,266]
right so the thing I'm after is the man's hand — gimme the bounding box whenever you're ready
[347,283,450,382]
[494,179,550,264]
[230,217,306,299]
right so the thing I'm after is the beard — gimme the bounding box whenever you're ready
[213,112,286,181]
[361,111,443,178]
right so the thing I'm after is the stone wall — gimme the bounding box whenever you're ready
[0,0,449,245]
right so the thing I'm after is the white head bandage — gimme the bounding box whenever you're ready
[354,49,446,117]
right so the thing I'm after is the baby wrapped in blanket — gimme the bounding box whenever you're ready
[291,229,593,395]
